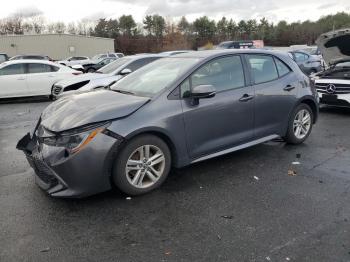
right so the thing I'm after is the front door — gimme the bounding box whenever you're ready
[181,55,254,160]
[0,63,28,98]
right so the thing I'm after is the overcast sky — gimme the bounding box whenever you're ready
[0,0,349,23]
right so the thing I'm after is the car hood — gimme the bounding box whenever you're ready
[316,28,350,65]
[56,73,109,87]
[40,90,150,132]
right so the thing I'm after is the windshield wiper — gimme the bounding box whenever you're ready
[113,89,135,95]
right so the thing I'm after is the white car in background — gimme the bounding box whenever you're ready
[57,56,90,67]
[52,54,164,99]
[91,53,124,62]
[0,60,82,99]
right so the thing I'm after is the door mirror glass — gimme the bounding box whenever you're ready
[191,85,216,99]
[120,68,132,75]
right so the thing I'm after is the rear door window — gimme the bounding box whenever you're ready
[247,55,278,84]
[0,55,7,63]
[28,63,52,74]
[0,64,26,75]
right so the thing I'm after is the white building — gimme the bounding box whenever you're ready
[0,34,115,60]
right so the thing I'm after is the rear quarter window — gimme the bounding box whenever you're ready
[274,58,291,77]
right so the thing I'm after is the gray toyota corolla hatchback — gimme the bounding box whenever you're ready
[17,50,319,198]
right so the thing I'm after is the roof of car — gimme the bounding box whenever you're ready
[173,49,289,59]
[0,59,59,66]
[126,54,167,60]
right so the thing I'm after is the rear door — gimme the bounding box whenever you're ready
[245,54,299,138]
[0,63,28,98]
[181,55,254,159]
[26,63,59,95]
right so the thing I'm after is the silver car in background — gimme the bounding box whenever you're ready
[288,50,323,75]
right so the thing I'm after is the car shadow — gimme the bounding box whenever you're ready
[319,105,350,115]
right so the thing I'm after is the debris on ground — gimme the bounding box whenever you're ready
[126,197,132,200]
[292,161,301,165]
[40,247,50,253]
[165,251,171,255]
[254,176,259,181]
[286,257,290,261]
[266,257,271,261]
[296,153,301,159]
[217,234,222,240]
[221,215,233,219]
[288,170,297,176]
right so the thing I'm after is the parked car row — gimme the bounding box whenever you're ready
[16,48,320,198]
[0,60,82,98]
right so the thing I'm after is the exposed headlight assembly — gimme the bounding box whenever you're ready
[40,122,110,154]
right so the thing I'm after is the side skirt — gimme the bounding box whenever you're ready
[191,135,279,164]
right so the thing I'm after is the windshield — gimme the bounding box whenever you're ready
[97,57,132,74]
[110,57,200,97]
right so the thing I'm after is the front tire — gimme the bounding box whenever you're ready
[285,103,313,144]
[112,135,171,195]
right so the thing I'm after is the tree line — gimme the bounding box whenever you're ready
[1,12,350,53]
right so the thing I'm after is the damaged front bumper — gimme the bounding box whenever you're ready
[16,123,123,198]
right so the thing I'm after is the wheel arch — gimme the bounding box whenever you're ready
[124,129,180,168]
[299,97,318,123]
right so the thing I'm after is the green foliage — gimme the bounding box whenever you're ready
[119,15,136,36]
[143,14,165,37]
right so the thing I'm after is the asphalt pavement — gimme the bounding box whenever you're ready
[0,100,350,262]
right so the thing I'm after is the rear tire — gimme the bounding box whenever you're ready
[87,68,95,73]
[112,135,171,195]
[285,103,313,144]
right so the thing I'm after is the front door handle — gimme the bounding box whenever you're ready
[239,94,254,102]
[284,85,295,91]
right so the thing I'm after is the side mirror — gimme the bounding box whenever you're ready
[120,68,132,76]
[191,85,216,99]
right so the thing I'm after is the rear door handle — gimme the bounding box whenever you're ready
[284,85,295,91]
[239,94,254,102]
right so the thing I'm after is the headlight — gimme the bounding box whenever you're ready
[41,122,110,154]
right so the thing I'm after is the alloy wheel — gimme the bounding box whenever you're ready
[125,145,165,188]
[293,109,311,139]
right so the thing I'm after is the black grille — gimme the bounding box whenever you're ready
[315,83,350,94]
[64,80,90,92]
[27,152,58,187]
[52,85,62,95]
